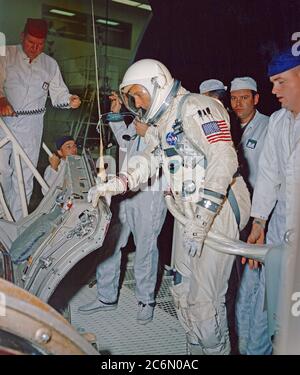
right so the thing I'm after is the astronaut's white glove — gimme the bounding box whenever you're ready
[183,205,216,257]
[87,176,127,208]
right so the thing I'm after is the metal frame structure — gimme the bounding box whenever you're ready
[0,151,111,302]
[0,117,49,220]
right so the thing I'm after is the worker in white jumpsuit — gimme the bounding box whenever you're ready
[0,18,81,221]
[78,92,167,325]
[229,77,271,354]
[245,49,300,351]
[230,77,269,191]
[42,135,77,195]
[199,79,228,105]
[87,59,251,354]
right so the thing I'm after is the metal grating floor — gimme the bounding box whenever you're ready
[69,265,187,355]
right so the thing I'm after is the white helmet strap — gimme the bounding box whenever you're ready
[145,79,181,125]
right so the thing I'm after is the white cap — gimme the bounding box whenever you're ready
[199,79,227,94]
[230,76,257,92]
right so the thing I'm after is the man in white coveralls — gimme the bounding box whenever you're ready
[79,92,167,325]
[0,18,81,221]
[242,47,300,352]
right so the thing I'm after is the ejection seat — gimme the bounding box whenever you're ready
[0,151,111,303]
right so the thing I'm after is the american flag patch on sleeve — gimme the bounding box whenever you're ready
[201,120,232,144]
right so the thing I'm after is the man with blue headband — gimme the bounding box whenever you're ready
[240,47,300,354]
[42,135,77,196]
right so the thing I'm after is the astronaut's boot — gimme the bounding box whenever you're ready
[136,301,155,325]
[78,299,118,314]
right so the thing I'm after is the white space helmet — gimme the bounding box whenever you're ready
[119,59,180,124]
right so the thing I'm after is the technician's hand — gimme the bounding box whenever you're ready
[242,220,266,269]
[49,153,61,171]
[134,118,148,137]
[0,97,15,116]
[109,91,122,113]
[69,95,81,109]
[87,176,127,208]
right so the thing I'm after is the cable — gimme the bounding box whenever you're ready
[91,0,106,182]
[15,102,69,117]
[91,0,101,123]
[99,111,137,141]
[15,108,46,116]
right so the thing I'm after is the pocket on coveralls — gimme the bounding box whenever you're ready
[188,303,223,348]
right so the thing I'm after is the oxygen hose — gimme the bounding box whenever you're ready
[164,193,272,262]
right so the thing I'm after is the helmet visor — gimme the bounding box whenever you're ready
[120,84,152,120]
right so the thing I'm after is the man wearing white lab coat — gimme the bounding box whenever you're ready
[230,77,269,191]
[244,48,300,352]
[0,18,81,221]
[230,77,271,355]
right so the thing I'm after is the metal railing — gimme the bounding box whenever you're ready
[0,117,49,221]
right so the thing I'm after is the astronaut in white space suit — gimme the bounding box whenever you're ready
[88,59,251,354]
[0,18,81,221]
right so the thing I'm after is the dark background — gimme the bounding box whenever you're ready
[136,0,300,116]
